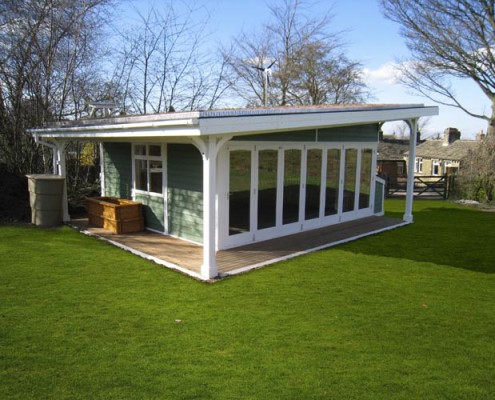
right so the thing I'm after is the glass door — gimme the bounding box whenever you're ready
[305,149,323,221]
[257,149,278,230]
[343,148,358,213]
[283,149,301,225]
[228,150,251,236]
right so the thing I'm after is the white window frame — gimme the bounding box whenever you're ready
[415,157,423,174]
[432,159,441,176]
[132,143,166,198]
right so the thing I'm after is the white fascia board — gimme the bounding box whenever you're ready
[198,106,439,136]
[36,127,201,139]
[29,118,199,138]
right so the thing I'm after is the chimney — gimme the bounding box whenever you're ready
[476,130,486,141]
[443,127,461,146]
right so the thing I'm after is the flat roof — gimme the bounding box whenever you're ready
[30,104,439,139]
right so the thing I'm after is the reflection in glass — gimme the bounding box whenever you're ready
[343,148,357,212]
[283,149,301,224]
[305,149,322,220]
[135,159,148,191]
[134,145,146,156]
[149,160,163,193]
[149,145,161,157]
[359,149,372,209]
[258,149,278,229]
[325,149,340,216]
[229,150,251,236]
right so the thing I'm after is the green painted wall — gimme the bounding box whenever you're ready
[167,144,203,243]
[232,124,379,143]
[374,180,384,214]
[318,124,379,142]
[102,142,132,199]
[233,130,317,142]
[135,193,165,232]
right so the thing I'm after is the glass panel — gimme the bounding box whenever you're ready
[149,145,161,157]
[149,160,163,193]
[134,144,146,156]
[343,148,357,212]
[283,149,301,225]
[359,149,372,209]
[305,149,322,220]
[258,149,278,230]
[325,148,340,216]
[135,159,148,191]
[229,150,251,236]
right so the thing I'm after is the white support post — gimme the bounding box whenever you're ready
[55,140,70,222]
[201,136,218,279]
[404,118,418,223]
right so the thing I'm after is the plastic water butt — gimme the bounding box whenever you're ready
[26,174,65,228]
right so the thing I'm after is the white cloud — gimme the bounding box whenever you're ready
[361,62,402,85]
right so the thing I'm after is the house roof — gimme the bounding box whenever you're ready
[30,104,438,139]
[412,139,479,161]
[378,138,413,161]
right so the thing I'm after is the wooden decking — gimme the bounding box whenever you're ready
[70,216,406,280]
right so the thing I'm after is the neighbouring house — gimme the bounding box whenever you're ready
[30,104,438,279]
[377,133,426,183]
[408,127,481,176]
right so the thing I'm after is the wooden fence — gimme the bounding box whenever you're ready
[385,175,456,199]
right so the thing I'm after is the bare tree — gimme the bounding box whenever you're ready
[381,0,495,136]
[0,0,114,174]
[393,117,431,139]
[223,0,370,107]
[113,2,229,113]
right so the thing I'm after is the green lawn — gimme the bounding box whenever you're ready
[1,200,494,399]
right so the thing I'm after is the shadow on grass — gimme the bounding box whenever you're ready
[339,205,495,274]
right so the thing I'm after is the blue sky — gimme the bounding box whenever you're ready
[129,0,491,138]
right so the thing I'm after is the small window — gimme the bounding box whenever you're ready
[415,158,423,174]
[432,160,440,176]
[133,144,163,194]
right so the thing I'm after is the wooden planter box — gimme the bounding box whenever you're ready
[85,197,144,234]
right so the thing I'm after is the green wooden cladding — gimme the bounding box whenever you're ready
[167,144,203,243]
[135,194,165,232]
[102,142,132,199]
[233,124,380,143]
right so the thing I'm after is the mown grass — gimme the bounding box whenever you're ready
[1,200,494,399]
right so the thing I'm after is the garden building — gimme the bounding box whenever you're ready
[31,104,438,280]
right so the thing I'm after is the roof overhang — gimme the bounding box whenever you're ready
[29,104,439,140]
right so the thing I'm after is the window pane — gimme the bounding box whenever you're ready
[359,149,372,209]
[343,148,357,212]
[325,149,340,216]
[305,149,322,220]
[149,160,163,193]
[149,145,161,157]
[283,149,301,225]
[135,159,148,191]
[135,145,146,156]
[229,150,251,236]
[258,149,278,230]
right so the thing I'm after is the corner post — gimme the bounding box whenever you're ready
[55,140,70,222]
[404,118,418,223]
[199,136,218,279]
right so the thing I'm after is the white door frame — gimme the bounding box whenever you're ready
[219,141,377,250]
